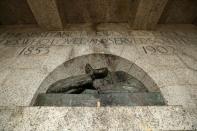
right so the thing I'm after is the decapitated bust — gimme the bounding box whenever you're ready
[46,63,147,94]
[36,64,165,106]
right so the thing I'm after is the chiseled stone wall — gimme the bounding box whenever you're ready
[0,30,196,107]
[0,29,196,130]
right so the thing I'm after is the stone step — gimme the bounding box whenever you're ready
[0,106,194,130]
[34,92,165,106]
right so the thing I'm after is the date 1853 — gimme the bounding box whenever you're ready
[19,46,49,56]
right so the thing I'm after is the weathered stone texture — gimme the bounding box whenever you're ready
[130,0,168,30]
[60,0,131,23]
[27,0,63,30]
[159,0,197,24]
[0,106,194,130]
[0,0,36,25]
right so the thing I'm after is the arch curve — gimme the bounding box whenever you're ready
[31,53,161,105]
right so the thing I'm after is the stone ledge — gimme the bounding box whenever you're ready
[0,106,195,130]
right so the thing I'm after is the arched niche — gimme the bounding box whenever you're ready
[31,53,165,106]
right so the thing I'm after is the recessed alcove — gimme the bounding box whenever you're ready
[32,53,165,106]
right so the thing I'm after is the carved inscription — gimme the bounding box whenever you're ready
[142,45,175,55]
[1,31,196,58]
[4,39,30,47]
[19,46,49,56]
[1,31,130,39]
[51,38,130,46]
[89,38,129,45]
[1,37,131,47]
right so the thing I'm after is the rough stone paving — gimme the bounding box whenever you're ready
[0,28,197,130]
